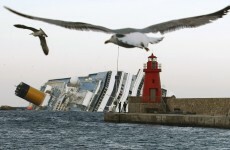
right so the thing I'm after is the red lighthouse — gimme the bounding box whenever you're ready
[142,53,162,103]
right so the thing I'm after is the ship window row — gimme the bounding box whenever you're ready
[93,72,112,111]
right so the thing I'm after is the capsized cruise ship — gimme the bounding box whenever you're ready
[28,69,167,112]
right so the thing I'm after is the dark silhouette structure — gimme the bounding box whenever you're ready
[118,102,121,113]
[123,102,127,113]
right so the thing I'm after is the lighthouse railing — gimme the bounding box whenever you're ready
[158,63,162,69]
[143,63,147,69]
[143,63,162,69]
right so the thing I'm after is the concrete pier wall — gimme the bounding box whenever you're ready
[104,113,230,129]
[105,97,230,128]
[128,96,230,116]
[128,97,165,113]
[167,97,230,116]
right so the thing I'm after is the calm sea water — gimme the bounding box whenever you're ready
[0,111,229,150]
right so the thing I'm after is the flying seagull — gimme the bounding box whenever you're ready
[5,6,230,51]
[14,24,49,55]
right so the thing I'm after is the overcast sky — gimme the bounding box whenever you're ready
[1,0,230,107]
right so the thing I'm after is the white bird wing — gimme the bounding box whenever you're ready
[140,6,230,34]
[39,36,49,55]
[5,6,230,35]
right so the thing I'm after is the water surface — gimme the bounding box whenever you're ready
[0,111,229,149]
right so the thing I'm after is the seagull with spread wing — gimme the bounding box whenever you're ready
[5,6,230,51]
[14,24,49,55]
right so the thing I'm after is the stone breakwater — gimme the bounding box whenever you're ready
[105,97,230,129]
[167,98,230,116]
[104,113,230,129]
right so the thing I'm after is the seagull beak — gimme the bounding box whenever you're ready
[104,40,110,44]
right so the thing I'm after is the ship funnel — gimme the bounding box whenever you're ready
[15,82,46,106]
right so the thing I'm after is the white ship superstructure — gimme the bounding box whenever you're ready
[29,69,166,112]
[97,71,116,112]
